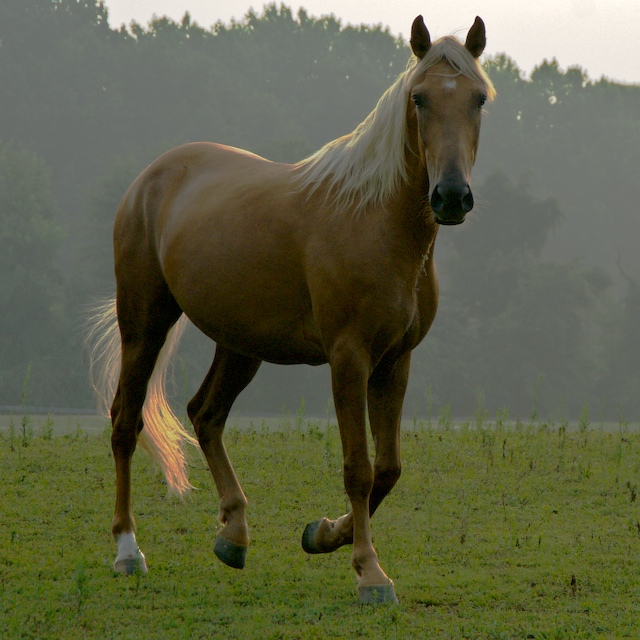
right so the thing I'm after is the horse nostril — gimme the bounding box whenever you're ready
[461,188,474,213]
[430,185,444,213]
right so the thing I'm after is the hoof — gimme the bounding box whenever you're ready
[114,555,148,575]
[214,533,247,569]
[358,583,399,605]
[301,519,324,554]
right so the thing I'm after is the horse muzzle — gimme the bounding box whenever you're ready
[430,179,474,225]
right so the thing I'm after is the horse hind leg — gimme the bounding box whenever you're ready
[111,287,182,575]
[187,345,262,569]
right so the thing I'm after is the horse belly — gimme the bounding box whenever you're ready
[185,293,326,365]
[164,242,326,365]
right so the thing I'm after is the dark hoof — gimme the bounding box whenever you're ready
[301,519,324,554]
[214,533,247,569]
[358,584,399,605]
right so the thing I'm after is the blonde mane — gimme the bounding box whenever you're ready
[295,36,496,211]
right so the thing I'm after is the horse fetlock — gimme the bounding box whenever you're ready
[218,493,247,520]
[221,491,248,511]
[302,516,354,554]
[330,514,354,545]
[351,548,384,580]
[111,513,135,538]
[217,502,249,549]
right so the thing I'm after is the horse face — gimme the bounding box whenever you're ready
[409,16,488,225]
[410,66,487,225]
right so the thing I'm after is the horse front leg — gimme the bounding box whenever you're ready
[302,352,409,604]
[366,350,410,515]
[307,341,397,603]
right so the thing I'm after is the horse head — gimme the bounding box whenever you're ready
[409,16,492,225]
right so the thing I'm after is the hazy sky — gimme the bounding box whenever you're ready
[102,0,640,84]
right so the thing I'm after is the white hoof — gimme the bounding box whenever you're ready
[114,532,148,575]
[358,583,399,604]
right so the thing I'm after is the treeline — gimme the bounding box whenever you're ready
[1,1,639,419]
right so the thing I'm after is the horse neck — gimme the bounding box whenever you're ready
[384,141,438,262]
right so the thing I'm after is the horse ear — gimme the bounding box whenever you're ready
[410,15,431,60]
[465,16,486,58]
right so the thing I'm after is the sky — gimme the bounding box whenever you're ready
[102,0,640,85]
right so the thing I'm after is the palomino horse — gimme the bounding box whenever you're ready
[89,15,495,603]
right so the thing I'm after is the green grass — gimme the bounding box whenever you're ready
[1,417,640,638]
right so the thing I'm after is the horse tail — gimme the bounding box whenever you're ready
[86,298,198,495]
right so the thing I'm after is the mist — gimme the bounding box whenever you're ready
[1,3,639,421]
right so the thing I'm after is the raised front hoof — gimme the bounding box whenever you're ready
[214,533,247,569]
[113,556,148,576]
[358,583,399,605]
[301,519,325,554]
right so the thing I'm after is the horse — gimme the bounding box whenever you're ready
[88,15,495,604]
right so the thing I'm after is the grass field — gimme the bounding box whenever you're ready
[2,413,640,638]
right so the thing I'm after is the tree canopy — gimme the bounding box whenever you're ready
[1,1,639,419]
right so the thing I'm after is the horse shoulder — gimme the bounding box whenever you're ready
[410,254,439,346]
[303,214,425,361]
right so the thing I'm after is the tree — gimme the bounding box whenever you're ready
[80,157,141,294]
[599,264,640,418]
[0,141,66,404]
[1,2,639,415]
[408,173,611,417]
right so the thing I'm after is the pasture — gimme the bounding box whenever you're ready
[1,413,639,638]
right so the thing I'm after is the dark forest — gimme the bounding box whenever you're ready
[1,1,639,420]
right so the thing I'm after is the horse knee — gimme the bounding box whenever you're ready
[343,456,374,501]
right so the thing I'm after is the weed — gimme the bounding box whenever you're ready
[40,414,54,440]
[438,404,453,430]
[495,406,509,430]
[75,559,88,614]
[279,405,292,430]
[324,399,335,431]
[530,375,543,425]
[20,413,32,448]
[474,389,487,430]
[625,481,637,503]
[578,405,590,435]
[8,414,16,452]
[20,362,33,447]
[296,398,306,431]
[425,385,433,430]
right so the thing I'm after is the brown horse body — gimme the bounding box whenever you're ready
[91,16,495,603]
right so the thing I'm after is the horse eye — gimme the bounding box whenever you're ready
[412,93,425,109]
[477,95,487,109]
